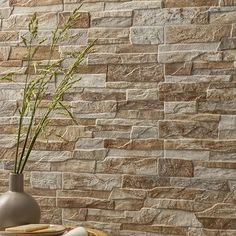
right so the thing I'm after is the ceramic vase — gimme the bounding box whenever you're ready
[0,173,41,229]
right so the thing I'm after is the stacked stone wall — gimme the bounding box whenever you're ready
[0,0,236,235]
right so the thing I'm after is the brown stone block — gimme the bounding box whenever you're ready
[0,31,18,42]
[59,12,90,28]
[57,197,114,209]
[165,62,192,76]
[0,60,22,67]
[163,0,219,7]
[122,175,170,189]
[76,65,107,74]
[116,109,164,120]
[158,158,194,177]
[115,199,144,211]
[159,83,207,101]
[104,139,163,150]
[118,101,164,110]
[198,217,236,229]
[116,45,158,53]
[10,46,60,60]
[108,64,164,82]
[159,120,218,139]
[148,187,203,200]
[165,25,231,44]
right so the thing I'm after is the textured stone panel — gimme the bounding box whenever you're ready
[133,8,209,26]
[158,158,194,177]
[165,25,232,43]
[130,27,164,44]
[163,0,219,7]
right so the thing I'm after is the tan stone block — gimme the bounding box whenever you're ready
[107,63,164,82]
[197,203,236,218]
[130,126,159,139]
[165,25,231,43]
[40,207,62,225]
[88,28,129,44]
[109,188,146,200]
[75,88,126,101]
[144,198,197,211]
[195,166,236,178]
[57,197,114,209]
[219,115,236,139]
[170,178,229,191]
[118,100,164,110]
[58,189,110,199]
[96,157,157,175]
[64,2,104,12]
[165,139,236,152]
[133,8,209,26]
[161,75,230,83]
[35,196,56,207]
[210,10,236,24]
[31,171,62,189]
[63,208,87,222]
[3,12,58,30]
[91,11,132,27]
[163,0,219,7]
[127,89,158,101]
[9,0,62,6]
[63,173,122,190]
[73,149,107,161]
[198,101,236,114]
[115,199,144,211]
[130,26,164,44]
[59,11,90,28]
[72,100,117,113]
[158,158,194,177]
[122,175,170,189]
[104,139,163,150]
[51,160,95,173]
[105,1,162,11]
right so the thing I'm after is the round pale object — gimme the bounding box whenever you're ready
[64,227,88,236]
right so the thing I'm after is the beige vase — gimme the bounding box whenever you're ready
[0,173,41,229]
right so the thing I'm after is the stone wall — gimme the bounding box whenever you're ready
[0,0,236,235]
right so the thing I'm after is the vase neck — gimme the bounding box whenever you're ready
[9,173,24,192]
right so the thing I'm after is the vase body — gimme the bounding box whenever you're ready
[0,173,41,229]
